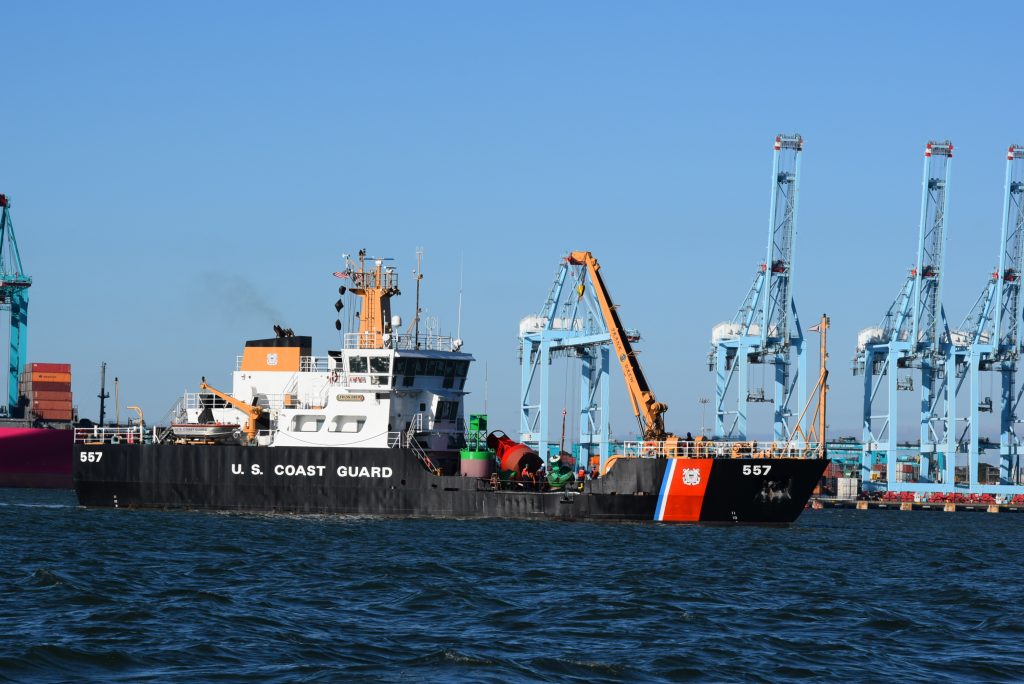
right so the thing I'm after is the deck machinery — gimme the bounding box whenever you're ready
[709,134,807,444]
[0,195,31,417]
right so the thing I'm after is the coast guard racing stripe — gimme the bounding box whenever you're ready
[654,458,714,522]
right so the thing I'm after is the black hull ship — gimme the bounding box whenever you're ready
[74,444,827,523]
[73,250,829,524]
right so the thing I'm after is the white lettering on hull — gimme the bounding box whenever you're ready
[336,465,393,478]
[273,464,328,477]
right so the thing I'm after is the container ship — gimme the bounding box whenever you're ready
[0,363,76,488]
[73,250,828,523]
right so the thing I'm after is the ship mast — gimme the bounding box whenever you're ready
[348,249,400,348]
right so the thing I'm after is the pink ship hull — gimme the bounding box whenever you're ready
[0,427,74,488]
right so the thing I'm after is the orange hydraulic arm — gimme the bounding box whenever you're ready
[199,376,263,444]
[567,251,670,441]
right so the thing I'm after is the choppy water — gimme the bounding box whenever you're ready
[2,489,1023,682]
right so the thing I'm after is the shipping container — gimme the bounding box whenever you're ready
[837,477,860,499]
[29,372,72,384]
[34,411,73,422]
[26,363,71,373]
[29,390,73,403]
[20,381,71,393]
[32,400,73,411]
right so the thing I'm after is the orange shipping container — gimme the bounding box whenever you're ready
[32,400,73,411]
[30,372,72,384]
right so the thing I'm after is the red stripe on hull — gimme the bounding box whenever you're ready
[658,458,713,522]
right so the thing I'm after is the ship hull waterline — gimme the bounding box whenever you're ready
[73,444,828,524]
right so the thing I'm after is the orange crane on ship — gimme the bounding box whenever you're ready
[199,377,263,444]
[566,251,683,452]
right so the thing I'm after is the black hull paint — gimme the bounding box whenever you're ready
[73,444,828,524]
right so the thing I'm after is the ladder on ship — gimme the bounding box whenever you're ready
[406,413,441,475]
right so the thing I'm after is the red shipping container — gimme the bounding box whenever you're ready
[29,390,73,403]
[20,381,71,392]
[27,363,71,373]
[35,411,73,422]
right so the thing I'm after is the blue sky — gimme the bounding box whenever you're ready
[3,2,1022,439]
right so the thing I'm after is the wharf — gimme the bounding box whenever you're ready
[810,498,1024,514]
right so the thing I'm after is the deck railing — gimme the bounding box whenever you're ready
[621,440,824,460]
[74,426,156,445]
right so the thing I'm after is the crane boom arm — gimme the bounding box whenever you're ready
[199,376,263,443]
[567,251,669,440]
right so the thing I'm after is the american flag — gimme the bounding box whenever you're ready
[332,271,350,280]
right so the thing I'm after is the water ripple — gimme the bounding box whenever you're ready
[2,490,1024,681]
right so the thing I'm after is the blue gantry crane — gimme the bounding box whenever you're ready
[710,134,806,443]
[853,141,955,490]
[0,194,31,417]
[949,145,1024,493]
[519,256,640,466]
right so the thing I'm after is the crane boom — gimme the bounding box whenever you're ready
[199,376,263,444]
[567,251,669,440]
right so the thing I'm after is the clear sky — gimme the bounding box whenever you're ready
[3,1,1022,440]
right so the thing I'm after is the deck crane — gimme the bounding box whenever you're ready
[566,251,675,446]
[950,145,1024,492]
[0,195,31,417]
[853,140,954,489]
[199,377,264,444]
[709,134,806,443]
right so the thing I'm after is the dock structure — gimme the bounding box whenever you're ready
[853,143,1024,496]
[0,195,31,417]
[709,134,807,445]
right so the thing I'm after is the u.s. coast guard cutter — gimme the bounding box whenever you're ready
[73,250,828,523]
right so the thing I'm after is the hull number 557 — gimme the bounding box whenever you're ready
[80,451,103,462]
[742,464,771,476]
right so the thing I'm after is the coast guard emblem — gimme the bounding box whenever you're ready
[681,468,701,486]
[266,353,278,367]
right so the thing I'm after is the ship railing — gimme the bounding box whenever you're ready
[343,332,457,352]
[74,426,156,445]
[621,440,825,459]
[392,334,455,352]
[263,392,332,410]
[233,355,331,372]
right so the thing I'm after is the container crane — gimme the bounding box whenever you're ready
[709,134,806,443]
[566,251,674,445]
[0,195,31,417]
[519,256,621,464]
[949,145,1024,493]
[853,140,954,490]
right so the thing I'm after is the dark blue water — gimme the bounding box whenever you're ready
[2,490,1023,682]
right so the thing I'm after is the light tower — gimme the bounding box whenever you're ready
[0,195,31,417]
[853,141,954,490]
[710,134,806,443]
[950,145,1024,492]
